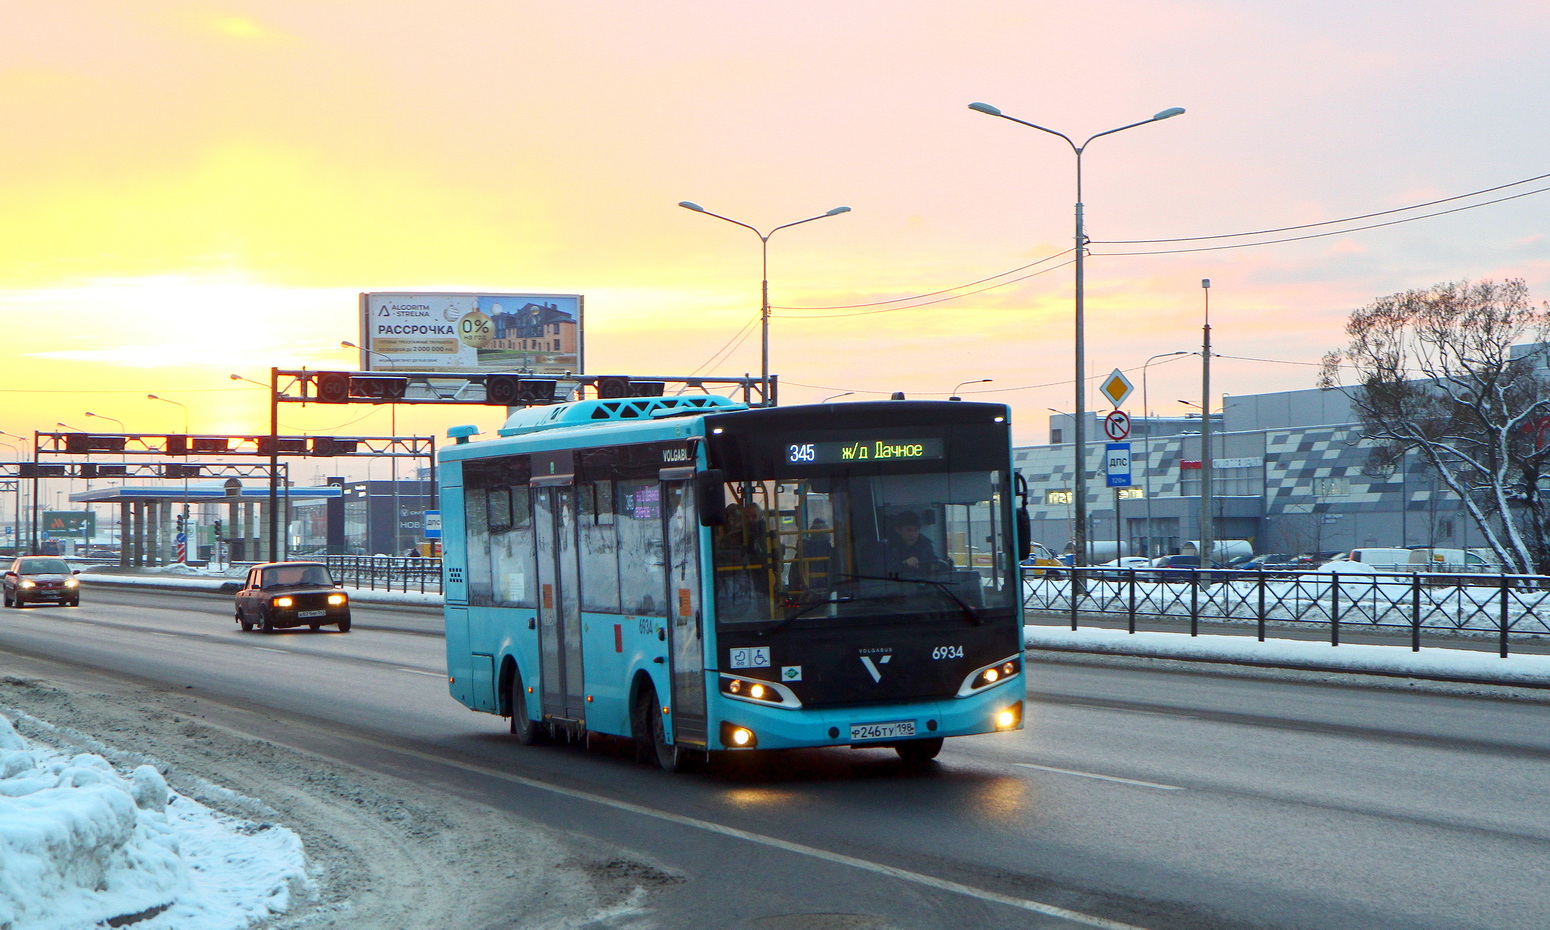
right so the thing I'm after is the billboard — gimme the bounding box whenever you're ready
[359,292,583,375]
[43,511,97,538]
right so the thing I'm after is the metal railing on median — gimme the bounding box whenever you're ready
[1022,566,1550,657]
[324,555,443,594]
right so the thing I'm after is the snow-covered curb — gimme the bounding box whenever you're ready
[0,712,308,930]
[1026,625,1550,687]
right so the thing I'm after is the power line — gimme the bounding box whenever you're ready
[1093,185,1550,257]
[780,259,1075,320]
[1098,170,1550,244]
[774,248,1074,312]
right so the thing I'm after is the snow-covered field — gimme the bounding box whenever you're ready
[0,712,308,930]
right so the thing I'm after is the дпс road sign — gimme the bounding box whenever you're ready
[1105,442,1132,488]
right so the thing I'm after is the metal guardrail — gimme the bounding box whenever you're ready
[323,555,443,594]
[1023,566,1550,657]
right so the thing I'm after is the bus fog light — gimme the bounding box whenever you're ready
[748,683,766,700]
[995,702,1023,730]
[720,721,758,749]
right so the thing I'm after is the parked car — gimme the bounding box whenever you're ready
[1020,542,1065,578]
[2,557,81,608]
[1091,556,1153,579]
[233,561,351,633]
[1144,554,1227,583]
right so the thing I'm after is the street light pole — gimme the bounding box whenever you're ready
[1199,279,1214,571]
[1,431,27,553]
[345,340,403,555]
[678,201,851,406]
[147,394,190,563]
[968,101,1184,565]
[949,379,993,401]
[1141,351,1189,558]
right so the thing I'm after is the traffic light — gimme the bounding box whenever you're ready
[175,513,186,532]
[213,519,222,540]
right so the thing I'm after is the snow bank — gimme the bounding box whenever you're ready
[0,713,308,930]
[1026,625,1550,686]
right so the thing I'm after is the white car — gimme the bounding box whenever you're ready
[1091,556,1154,578]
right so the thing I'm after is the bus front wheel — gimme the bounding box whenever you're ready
[634,684,693,773]
[895,737,944,765]
[509,674,541,746]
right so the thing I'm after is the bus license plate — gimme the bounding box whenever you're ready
[297,610,327,619]
[850,721,915,741]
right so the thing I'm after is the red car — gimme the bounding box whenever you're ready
[3,557,82,608]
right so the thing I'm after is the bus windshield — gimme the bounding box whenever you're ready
[711,469,1014,626]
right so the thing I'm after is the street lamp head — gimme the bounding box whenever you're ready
[1152,107,1186,121]
[825,206,851,216]
[968,102,1002,116]
[678,201,705,213]
[341,340,359,350]
[146,394,160,401]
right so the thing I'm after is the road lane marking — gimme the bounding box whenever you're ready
[336,736,1151,930]
[1014,762,1183,791]
[252,647,289,654]
[397,668,446,678]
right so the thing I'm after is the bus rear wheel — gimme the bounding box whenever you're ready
[509,674,541,745]
[895,737,944,765]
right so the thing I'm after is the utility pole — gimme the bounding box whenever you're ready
[1199,278,1214,574]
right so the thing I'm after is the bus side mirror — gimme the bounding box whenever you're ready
[697,470,726,526]
[1016,508,1032,561]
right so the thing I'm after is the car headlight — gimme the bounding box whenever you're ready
[327,593,347,606]
[272,596,294,608]
[64,577,79,588]
[19,580,35,589]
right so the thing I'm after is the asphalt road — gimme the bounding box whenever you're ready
[2,586,1549,929]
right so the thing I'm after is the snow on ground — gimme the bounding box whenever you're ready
[1026,625,1550,687]
[0,712,308,930]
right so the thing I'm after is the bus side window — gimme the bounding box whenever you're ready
[617,478,666,617]
[464,486,494,605]
[579,481,621,612]
[491,486,536,608]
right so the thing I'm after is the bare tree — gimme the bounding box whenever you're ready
[1319,279,1550,573]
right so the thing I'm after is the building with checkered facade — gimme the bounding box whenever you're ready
[1022,385,1481,560]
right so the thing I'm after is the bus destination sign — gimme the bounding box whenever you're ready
[786,437,946,465]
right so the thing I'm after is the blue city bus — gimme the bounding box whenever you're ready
[439,395,1027,770]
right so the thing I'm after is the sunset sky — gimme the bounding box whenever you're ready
[2,0,1547,477]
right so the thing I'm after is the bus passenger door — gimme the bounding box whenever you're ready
[534,482,587,723]
[662,476,707,745]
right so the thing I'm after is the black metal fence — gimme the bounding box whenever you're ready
[1023,567,1550,657]
[324,555,443,594]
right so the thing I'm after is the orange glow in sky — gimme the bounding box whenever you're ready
[2,1,1547,464]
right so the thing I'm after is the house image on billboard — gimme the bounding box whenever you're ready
[487,301,578,357]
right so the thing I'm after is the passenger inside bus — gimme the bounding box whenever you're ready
[715,502,769,620]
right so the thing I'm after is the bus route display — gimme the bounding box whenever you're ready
[785,437,945,465]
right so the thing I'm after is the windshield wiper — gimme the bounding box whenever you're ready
[832,572,983,625]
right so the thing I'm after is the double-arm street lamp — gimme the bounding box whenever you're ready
[968,101,1184,565]
[678,201,851,405]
